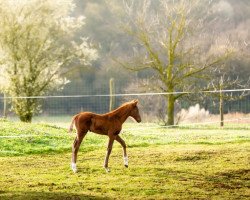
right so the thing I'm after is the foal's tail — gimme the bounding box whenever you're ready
[68,115,77,134]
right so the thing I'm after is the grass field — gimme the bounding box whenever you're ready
[0,119,249,199]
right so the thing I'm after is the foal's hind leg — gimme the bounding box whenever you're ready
[116,135,128,167]
[71,132,87,173]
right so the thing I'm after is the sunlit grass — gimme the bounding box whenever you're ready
[0,119,249,156]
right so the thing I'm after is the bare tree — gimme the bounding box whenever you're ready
[118,0,232,125]
[208,66,250,127]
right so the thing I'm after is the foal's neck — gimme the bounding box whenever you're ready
[111,104,131,124]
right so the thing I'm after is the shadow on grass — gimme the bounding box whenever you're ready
[204,169,250,190]
[0,190,110,200]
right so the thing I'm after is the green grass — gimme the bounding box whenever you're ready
[0,119,249,199]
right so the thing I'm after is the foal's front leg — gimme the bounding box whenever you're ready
[104,135,115,173]
[115,135,128,167]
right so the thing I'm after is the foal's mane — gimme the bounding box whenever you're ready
[108,101,134,116]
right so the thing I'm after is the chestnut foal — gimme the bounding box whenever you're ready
[69,99,141,173]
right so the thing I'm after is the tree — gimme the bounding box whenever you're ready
[0,0,98,122]
[205,17,250,127]
[119,0,233,125]
[207,65,250,127]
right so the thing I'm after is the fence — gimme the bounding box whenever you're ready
[0,89,250,127]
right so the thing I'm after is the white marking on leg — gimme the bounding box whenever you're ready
[104,167,110,173]
[71,162,77,173]
[124,156,128,167]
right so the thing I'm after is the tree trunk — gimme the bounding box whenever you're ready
[3,93,7,118]
[219,90,224,127]
[19,113,33,123]
[219,77,224,127]
[13,98,35,123]
[167,94,175,126]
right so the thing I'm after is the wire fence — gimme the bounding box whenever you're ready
[0,89,250,127]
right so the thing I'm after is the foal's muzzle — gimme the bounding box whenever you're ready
[136,117,142,123]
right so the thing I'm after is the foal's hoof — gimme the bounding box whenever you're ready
[124,156,128,167]
[72,168,77,173]
[71,163,77,173]
[104,167,110,173]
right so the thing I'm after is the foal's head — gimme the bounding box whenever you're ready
[129,99,141,123]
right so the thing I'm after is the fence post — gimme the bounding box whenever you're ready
[109,78,115,111]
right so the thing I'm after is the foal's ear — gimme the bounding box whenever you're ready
[132,99,138,105]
